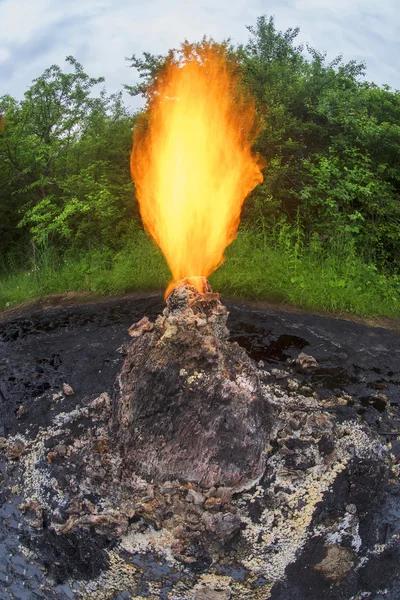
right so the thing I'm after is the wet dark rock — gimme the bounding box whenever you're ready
[21,528,114,584]
[0,294,400,599]
[390,439,400,459]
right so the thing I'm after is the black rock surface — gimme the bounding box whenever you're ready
[0,294,399,600]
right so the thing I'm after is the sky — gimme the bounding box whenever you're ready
[1,0,399,110]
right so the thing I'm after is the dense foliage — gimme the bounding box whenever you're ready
[0,56,134,267]
[241,17,400,269]
[1,16,399,315]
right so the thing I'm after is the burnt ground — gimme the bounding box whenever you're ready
[0,294,399,599]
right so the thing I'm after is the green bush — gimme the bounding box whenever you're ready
[210,226,400,317]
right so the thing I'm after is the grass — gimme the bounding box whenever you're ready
[211,230,400,318]
[0,231,169,309]
[1,227,399,319]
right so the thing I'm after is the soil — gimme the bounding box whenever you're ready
[0,293,399,600]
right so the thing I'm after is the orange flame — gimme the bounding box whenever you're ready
[131,43,264,296]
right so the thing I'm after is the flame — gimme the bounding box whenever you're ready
[131,43,264,297]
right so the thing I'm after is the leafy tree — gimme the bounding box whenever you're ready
[301,85,400,265]
[238,16,400,268]
[0,58,135,265]
[1,14,400,288]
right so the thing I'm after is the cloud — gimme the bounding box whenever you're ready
[0,0,399,109]
[272,0,400,87]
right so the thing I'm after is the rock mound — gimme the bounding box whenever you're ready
[112,280,273,490]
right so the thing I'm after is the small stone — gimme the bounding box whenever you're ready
[6,439,25,459]
[202,512,241,542]
[90,438,109,454]
[16,405,27,418]
[273,387,285,397]
[287,378,299,391]
[314,545,354,582]
[196,317,207,328]
[116,343,129,355]
[195,587,231,600]
[215,487,233,504]
[186,489,206,506]
[204,497,222,510]
[289,418,301,431]
[296,352,319,372]
[206,487,217,498]
[19,501,43,529]
[271,368,289,380]
[90,392,112,411]
[47,451,57,464]
[52,392,63,401]
[63,383,74,396]
[0,437,6,450]
[318,435,335,456]
[346,503,357,514]
[372,382,387,390]
[299,385,313,395]
[128,316,154,337]
[336,397,348,405]
[54,444,67,456]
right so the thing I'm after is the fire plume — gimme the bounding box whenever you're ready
[131,43,263,296]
